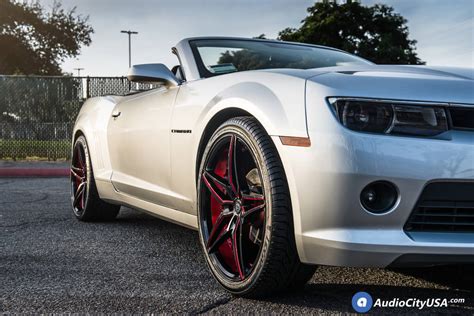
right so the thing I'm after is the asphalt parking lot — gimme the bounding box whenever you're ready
[1,177,473,314]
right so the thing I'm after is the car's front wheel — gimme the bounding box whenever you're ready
[197,117,316,297]
[70,135,120,221]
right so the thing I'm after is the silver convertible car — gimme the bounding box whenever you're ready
[71,37,474,296]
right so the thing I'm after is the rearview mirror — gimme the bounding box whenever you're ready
[127,63,180,87]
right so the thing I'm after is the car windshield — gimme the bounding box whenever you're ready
[190,39,372,78]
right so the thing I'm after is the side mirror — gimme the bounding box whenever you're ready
[127,63,180,87]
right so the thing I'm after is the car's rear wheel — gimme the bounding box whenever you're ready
[70,135,120,221]
[197,117,316,297]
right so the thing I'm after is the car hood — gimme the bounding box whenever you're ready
[302,65,474,105]
[304,65,474,80]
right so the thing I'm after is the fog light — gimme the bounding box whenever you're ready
[360,181,398,214]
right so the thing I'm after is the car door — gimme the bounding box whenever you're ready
[107,86,179,208]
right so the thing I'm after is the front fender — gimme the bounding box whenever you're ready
[198,78,308,138]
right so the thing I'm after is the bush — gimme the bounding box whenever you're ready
[0,139,71,160]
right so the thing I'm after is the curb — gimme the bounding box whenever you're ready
[0,168,70,177]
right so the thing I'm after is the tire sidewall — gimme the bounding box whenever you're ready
[197,119,274,295]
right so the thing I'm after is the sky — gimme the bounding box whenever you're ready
[39,0,474,76]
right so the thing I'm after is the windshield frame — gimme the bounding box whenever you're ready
[189,38,373,78]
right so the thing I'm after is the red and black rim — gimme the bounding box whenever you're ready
[70,142,88,215]
[200,134,266,281]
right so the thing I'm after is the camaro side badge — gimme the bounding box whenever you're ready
[171,129,192,134]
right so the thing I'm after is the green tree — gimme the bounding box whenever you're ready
[0,0,93,75]
[278,1,424,64]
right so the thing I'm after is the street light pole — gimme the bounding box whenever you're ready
[121,30,139,68]
[73,68,84,76]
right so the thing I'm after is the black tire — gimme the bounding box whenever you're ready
[197,117,316,297]
[70,135,120,221]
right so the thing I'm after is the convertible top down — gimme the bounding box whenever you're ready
[70,37,474,296]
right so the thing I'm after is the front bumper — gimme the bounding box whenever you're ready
[274,98,474,267]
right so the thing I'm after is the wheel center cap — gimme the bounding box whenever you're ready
[233,199,242,214]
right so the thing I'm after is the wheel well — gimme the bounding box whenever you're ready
[195,108,252,182]
[71,130,85,159]
[73,130,84,142]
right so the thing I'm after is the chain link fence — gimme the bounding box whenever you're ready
[0,75,157,160]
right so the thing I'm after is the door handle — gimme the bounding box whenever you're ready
[112,110,121,118]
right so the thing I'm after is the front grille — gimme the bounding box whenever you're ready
[449,107,474,130]
[404,182,474,233]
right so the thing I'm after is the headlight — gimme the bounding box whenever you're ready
[329,98,449,136]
